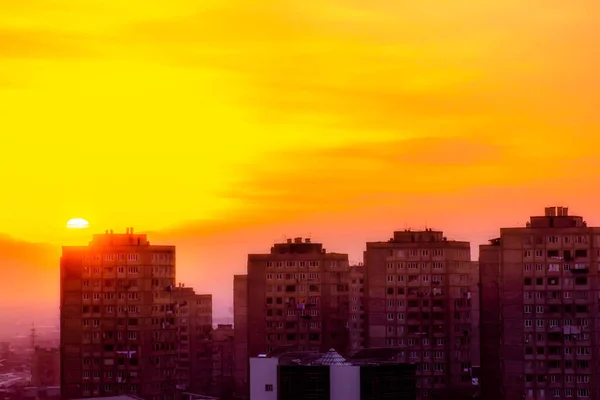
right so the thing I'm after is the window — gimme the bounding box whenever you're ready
[387,314,394,321]
[525,320,532,328]
[524,250,532,258]
[524,264,532,271]
[535,250,543,257]
[524,306,532,314]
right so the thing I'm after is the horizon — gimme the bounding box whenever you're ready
[0,203,595,325]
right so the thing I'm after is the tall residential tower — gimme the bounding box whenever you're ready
[61,229,180,399]
[480,207,599,400]
[364,229,478,400]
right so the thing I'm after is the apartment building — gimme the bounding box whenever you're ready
[210,324,235,399]
[31,347,60,386]
[234,238,351,398]
[171,288,212,394]
[233,275,248,399]
[246,238,351,356]
[348,265,365,352]
[480,207,600,400]
[364,229,477,400]
[60,229,181,400]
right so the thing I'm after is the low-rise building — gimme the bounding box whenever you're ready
[249,347,416,400]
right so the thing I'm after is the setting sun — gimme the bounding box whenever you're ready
[66,218,89,229]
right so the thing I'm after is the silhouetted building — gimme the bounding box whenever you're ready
[348,265,365,352]
[31,347,60,386]
[60,229,181,399]
[233,275,248,399]
[480,206,598,400]
[235,238,351,399]
[172,288,213,394]
[249,347,416,400]
[364,229,478,400]
[210,325,234,399]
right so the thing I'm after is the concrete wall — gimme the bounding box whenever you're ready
[249,358,278,400]
[330,365,360,400]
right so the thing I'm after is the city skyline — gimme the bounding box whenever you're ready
[1,0,600,324]
[2,205,600,324]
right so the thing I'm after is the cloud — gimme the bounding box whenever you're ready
[0,27,95,60]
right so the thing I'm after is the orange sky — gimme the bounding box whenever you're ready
[1,0,599,321]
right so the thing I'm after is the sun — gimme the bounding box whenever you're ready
[66,218,89,229]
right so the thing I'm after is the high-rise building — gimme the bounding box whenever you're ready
[210,324,235,399]
[31,346,60,386]
[171,287,213,394]
[480,206,599,400]
[60,229,179,399]
[364,229,478,400]
[246,237,351,356]
[235,238,351,398]
[233,275,248,399]
[348,265,365,352]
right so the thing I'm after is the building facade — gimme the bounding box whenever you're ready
[210,324,235,399]
[364,229,477,400]
[31,347,60,386]
[233,275,248,399]
[172,288,212,394]
[480,206,600,400]
[348,265,365,352]
[245,238,351,358]
[60,229,180,399]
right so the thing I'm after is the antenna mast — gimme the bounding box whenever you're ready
[30,323,37,350]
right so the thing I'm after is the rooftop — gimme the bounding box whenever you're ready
[256,347,415,367]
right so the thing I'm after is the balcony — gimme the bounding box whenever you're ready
[571,264,589,274]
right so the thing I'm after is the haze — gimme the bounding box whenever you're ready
[0,0,599,329]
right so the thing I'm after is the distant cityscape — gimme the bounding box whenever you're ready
[1,206,597,400]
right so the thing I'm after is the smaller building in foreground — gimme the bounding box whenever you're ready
[249,347,416,400]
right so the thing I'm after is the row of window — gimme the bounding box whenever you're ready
[387,275,451,283]
[81,253,173,262]
[266,273,320,280]
[81,384,138,393]
[524,249,595,258]
[390,249,455,258]
[81,278,175,289]
[525,346,591,356]
[83,293,140,301]
[266,320,321,329]
[523,291,597,301]
[524,319,590,328]
[524,235,595,245]
[524,277,588,286]
[524,305,588,314]
[83,305,141,314]
[524,263,590,272]
[266,261,322,268]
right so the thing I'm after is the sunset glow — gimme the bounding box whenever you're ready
[66,218,89,229]
[1,0,599,317]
